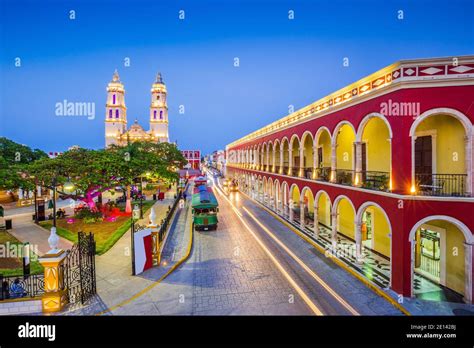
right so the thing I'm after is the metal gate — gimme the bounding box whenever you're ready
[63,231,97,304]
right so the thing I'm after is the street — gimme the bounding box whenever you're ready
[98,174,402,315]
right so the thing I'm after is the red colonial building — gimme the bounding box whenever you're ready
[182,150,201,170]
[226,56,474,303]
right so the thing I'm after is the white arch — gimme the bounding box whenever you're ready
[315,126,332,145]
[300,130,314,146]
[289,134,300,149]
[408,215,473,301]
[289,183,300,199]
[331,121,357,146]
[356,112,393,142]
[300,186,315,202]
[409,107,473,137]
[332,194,356,214]
[408,215,473,244]
[315,189,332,207]
[356,201,393,235]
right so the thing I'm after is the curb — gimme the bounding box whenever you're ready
[96,205,194,315]
[240,190,411,316]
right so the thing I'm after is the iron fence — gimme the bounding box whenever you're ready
[315,167,331,182]
[336,169,354,186]
[0,274,45,301]
[361,171,390,192]
[415,173,468,197]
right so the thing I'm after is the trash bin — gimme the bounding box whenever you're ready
[153,194,157,201]
[5,219,12,230]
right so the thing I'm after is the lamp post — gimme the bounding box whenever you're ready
[131,204,140,275]
[46,177,75,228]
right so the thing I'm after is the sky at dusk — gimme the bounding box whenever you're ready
[0,0,473,155]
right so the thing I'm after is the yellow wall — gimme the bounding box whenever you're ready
[291,139,299,167]
[372,208,391,257]
[362,118,391,172]
[291,187,300,203]
[427,220,466,295]
[416,115,466,174]
[337,199,355,239]
[336,125,355,170]
[282,141,289,165]
[318,131,332,167]
[303,190,314,213]
[302,136,313,168]
[317,193,331,226]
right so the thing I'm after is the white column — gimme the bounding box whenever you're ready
[355,221,363,263]
[300,200,305,229]
[299,146,304,177]
[18,188,23,200]
[331,143,337,183]
[272,147,276,172]
[331,212,338,250]
[288,199,294,222]
[266,148,269,171]
[313,202,319,238]
[355,141,362,186]
[279,148,284,174]
[37,185,42,197]
[288,148,293,175]
[313,145,318,179]
[465,135,472,196]
[464,242,473,303]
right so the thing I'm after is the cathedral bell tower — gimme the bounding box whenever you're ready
[105,70,127,147]
[149,72,169,143]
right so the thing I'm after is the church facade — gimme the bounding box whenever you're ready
[105,70,169,147]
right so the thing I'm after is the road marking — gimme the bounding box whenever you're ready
[212,179,324,315]
[242,206,359,316]
[238,188,410,316]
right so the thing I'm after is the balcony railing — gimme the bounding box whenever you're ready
[415,173,468,197]
[336,169,354,186]
[273,165,280,174]
[315,167,331,182]
[282,166,289,175]
[361,171,390,192]
[291,167,299,177]
[303,167,313,179]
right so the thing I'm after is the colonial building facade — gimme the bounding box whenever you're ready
[226,56,474,303]
[105,70,169,147]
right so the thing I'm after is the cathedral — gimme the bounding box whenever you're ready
[105,70,169,147]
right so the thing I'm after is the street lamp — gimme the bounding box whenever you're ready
[48,177,75,228]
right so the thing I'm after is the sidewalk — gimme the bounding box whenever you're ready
[61,186,193,315]
[6,211,73,256]
[255,194,474,316]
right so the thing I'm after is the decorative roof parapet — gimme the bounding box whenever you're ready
[226,55,474,149]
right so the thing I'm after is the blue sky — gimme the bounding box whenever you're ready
[0,0,473,155]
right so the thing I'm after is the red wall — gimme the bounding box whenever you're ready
[228,85,474,296]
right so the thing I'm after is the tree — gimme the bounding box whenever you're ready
[0,137,48,191]
[19,141,187,213]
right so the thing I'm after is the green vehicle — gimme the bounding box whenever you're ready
[192,185,219,231]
